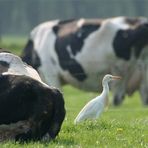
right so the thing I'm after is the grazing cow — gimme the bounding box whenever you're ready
[0,51,66,142]
[22,16,148,105]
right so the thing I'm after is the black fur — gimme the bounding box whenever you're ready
[0,74,65,142]
[113,23,148,60]
[21,40,41,69]
[0,61,9,73]
[0,61,9,67]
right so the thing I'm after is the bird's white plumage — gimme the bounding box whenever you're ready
[75,96,105,122]
[74,74,121,124]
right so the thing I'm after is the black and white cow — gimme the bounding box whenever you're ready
[0,51,66,142]
[22,16,148,105]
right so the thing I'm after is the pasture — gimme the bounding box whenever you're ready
[0,36,148,147]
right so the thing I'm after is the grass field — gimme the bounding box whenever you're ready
[0,36,148,148]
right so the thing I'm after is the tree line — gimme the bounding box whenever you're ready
[0,0,148,35]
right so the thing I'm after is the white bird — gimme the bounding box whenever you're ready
[74,74,121,124]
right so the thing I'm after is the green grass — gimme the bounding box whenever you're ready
[0,36,147,147]
[0,86,147,148]
[61,86,148,148]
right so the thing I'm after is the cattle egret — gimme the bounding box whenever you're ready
[74,74,121,124]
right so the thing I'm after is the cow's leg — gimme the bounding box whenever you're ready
[112,80,126,105]
[113,68,142,106]
[139,83,148,105]
[111,57,138,105]
[110,61,127,106]
[139,64,148,105]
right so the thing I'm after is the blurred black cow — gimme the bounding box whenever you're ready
[22,16,148,105]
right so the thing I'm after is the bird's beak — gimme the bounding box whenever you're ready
[112,76,122,80]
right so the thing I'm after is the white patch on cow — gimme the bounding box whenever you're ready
[66,45,74,59]
[77,18,85,28]
[75,17,132,65]
[24,65,42,81]
[0,52,49,87]
[31,20,59,50]
[110,17,129,29]
[75,19,120,70]
[0,53,28,75]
